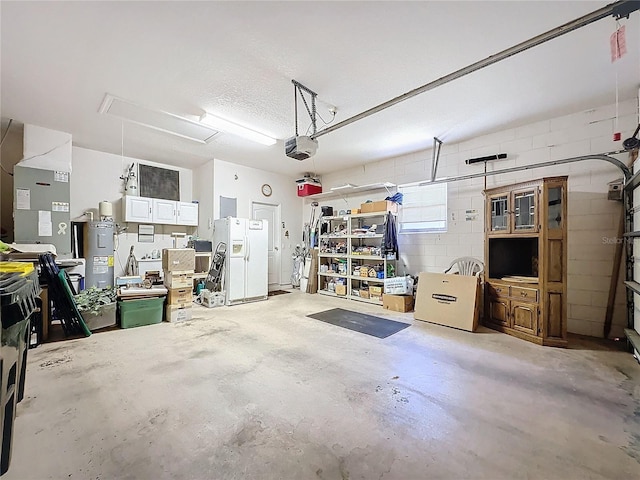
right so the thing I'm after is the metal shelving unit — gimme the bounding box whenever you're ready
[624,165,640,361]
[317,211,396,305]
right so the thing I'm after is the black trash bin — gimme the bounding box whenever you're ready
[0,267,40,475]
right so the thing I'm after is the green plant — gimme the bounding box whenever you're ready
[74,286,117,315]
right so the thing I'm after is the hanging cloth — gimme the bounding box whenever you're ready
[381,211,398,257]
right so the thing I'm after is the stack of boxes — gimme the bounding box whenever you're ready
[162,248,195,322]
[382,276,415,313]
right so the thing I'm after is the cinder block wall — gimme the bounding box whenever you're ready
[317,99,639,338]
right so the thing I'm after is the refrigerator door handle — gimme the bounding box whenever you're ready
[245,235,250,261]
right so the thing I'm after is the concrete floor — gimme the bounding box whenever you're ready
[5,290,640,480]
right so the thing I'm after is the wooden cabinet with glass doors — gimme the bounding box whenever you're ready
[484,176,568,347]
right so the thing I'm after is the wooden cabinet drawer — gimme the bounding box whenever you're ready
[511,286,538,302]
[487,283,509,298]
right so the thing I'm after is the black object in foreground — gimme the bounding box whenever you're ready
[307,308,410,338]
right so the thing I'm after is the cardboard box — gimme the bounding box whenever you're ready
[165,304,193,323]
[162,248,196,272]
[414,272,480,332]
[369,286,383,296]
[360,200,398,214]
[164,270,194,289]
[384,276,412,295]
[167,287,192,305]
[335,284,347,296]
[360,289,370,299]
[201,289,225,308]
[383,294,414,313]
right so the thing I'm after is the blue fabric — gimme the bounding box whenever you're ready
[385,192,403,205]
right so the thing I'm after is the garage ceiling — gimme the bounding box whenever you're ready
[1,1,638,176]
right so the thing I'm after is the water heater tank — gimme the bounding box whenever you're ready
[84,221,115,289]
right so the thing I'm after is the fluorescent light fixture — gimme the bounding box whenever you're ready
[200,112,277,146]
[330,183,358,191]
[99,94,219,144]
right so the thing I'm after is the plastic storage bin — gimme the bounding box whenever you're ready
[83,302,117,331]
[118,297,165,329]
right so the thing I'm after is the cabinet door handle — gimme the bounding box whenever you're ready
[521,292,528,297]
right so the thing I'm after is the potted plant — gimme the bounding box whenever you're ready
[74,286,117,331]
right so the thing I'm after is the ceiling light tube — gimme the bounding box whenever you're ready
[200,112,277,146]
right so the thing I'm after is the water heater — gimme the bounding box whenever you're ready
[84,221,115,289]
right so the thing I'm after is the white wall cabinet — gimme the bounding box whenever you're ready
[152,199,177,224]
[123,195,153,223]
[177,201,199,226]
[123,195,198,226]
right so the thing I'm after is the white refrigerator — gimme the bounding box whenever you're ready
[213,217,269,305]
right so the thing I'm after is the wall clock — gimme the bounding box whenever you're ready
[261,183,272,197]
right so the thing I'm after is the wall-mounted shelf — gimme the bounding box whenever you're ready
[304,182,396,201]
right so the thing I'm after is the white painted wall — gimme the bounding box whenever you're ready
[313,99,639,339]
[21,124,72,172]
[70,146,194,277]
[193,160,214,240]
[212,158,302,286]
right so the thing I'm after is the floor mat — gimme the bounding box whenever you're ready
[268,290,292,296]
[307,308,410,338]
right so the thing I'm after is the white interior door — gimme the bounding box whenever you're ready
[252,202,281,286]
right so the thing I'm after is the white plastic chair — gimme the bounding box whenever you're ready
[444,257,484,277]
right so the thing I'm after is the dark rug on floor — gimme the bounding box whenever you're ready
[307,308,410,338]
[268,290,291,296]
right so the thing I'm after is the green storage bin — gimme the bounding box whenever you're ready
[118,297,165,329]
